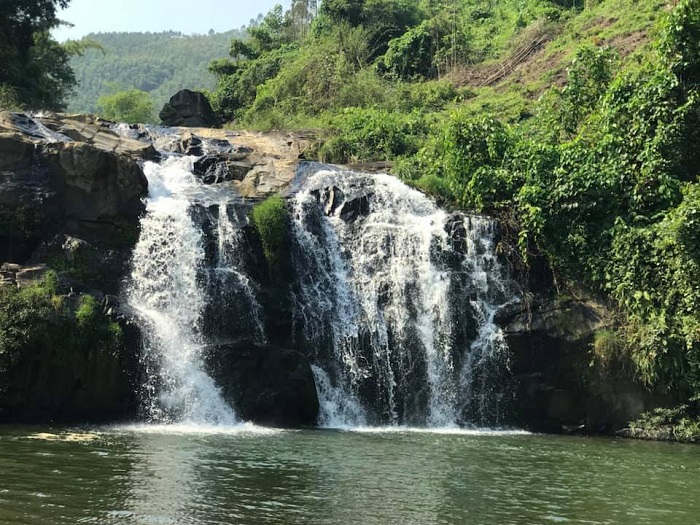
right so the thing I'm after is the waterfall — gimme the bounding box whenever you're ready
[125,156,237,425]
[123,147,516,429]
[290,167,518,428]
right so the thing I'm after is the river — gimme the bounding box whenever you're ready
[1,426,698,524]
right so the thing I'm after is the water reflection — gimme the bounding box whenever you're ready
[0,427,698,525]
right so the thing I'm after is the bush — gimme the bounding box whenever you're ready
[251,195,289,278]
[318,107,428,163]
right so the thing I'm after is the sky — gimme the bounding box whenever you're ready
[53,0,290,41]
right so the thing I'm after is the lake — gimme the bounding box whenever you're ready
[0,425,698,524]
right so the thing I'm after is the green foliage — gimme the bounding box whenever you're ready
[317,108,427,163]
[97,88,156,124]
[210,45,296,123]
[592,329,623,370]
[0,84,21,110]
[540,45,620,137]
[67,30,244,115]
[659,0,700,87]
[630,404,700,443]
[0,0,75,110]
[410,174,455,204]
[0,273,121,390]
[377,21,441,80]
[316,0,420,59]
[251,195,289,278]
[440,114,516,210]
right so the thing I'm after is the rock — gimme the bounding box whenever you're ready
[0,313,141,424]
[31,113,157,161]
[193,155,253,184]
[179,132,204,155]
[48,141,148,224]
[208,341,319,427]
[15,264,48,288]
[159,89,220,128]
[311,184,373,222]
[501,296,670,433]
[0,112,148,260]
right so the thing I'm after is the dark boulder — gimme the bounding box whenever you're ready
[159,89,220,128]
[312,185,372,223]
[0,113,148,262]
[193,155,253,184]
[208,341,319,427]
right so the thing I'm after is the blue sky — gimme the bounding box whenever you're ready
[53,0,290,41]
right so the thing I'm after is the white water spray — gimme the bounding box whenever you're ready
[125,156,236,425]
[291,168,518,428]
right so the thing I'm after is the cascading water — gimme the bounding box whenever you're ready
[289,167,518,428]
[125,156,239,425]
[123,132,517,429]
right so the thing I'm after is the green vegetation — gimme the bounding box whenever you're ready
[251,195,289,279]
[0,0,75,110]
[212,0,700,410]
[630,403,700,443]
[66,30,245,116]
[96,88,156,124]
[0,274,122,390]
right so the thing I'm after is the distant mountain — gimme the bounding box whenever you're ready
[66,30,244,115]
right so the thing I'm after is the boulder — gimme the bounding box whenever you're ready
[208,341,319,427]
[193,155,252,184]
[48,141,147,224]
[159,89,220,128]
[311,184,372,222]
[0,113,148,261]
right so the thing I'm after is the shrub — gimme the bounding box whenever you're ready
[251,195,289,278]
[97,88,156,124]
[318,107,428,163]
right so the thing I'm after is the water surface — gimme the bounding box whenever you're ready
[1,426,698,524]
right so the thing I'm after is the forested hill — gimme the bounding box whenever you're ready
[66,29,245,114]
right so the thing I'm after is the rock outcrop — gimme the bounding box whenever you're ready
[208,341,319,428]
[0,112,149,262]
[499,296,670,433]
[0,111,147,424]
[145,125,312,199]
[159,89,220,128]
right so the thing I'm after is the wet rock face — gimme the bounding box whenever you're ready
[311,184,373,223]
[159,89,220,128]
[498,297,669,433]
[193,155,252,184]
[208,341,319,428]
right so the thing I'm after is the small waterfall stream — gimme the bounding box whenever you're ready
[124,145,517,428]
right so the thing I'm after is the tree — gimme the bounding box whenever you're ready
[97,88,156,123]
[0,0,76,110]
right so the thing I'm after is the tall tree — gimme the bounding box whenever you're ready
[0,0,76,110]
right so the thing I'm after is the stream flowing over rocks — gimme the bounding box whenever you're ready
[0,112,666,431]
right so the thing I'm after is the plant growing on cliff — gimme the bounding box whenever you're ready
[0,275,122,387]
[251,195,289,280]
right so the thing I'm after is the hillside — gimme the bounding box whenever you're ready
[66,29,245,115]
